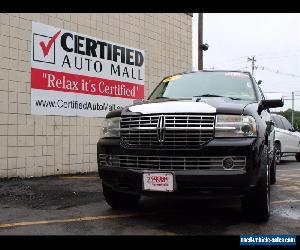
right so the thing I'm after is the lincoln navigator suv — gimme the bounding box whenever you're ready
[97,70,284,222]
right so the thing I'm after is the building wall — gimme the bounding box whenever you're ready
[0,13,192,178]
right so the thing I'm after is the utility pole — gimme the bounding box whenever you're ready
[292,91,294,127]
[247,56,256,76]
[198,13,203,70]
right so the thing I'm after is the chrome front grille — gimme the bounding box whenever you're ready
[99,154,246,171]
[120,115,215,148]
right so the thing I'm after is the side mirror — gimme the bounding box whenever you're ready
[201,43,209,51]
[258,80,262,85]
[258,93,284,114]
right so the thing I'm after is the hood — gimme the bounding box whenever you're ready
[127,100,216,114]
[106,97,256,118]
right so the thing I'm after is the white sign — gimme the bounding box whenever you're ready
[31,22,145,117]
[142,173,175,192]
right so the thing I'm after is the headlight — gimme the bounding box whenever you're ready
[102,117,120,138]
[215,115,257,137]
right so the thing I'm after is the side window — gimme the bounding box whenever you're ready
[253,82,263,101]
[258,86,265,100]
[281,117,292,131]
[257,86,271,112]
[271,116,278,127]
[272,116,285,129]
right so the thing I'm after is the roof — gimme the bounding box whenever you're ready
[190,70,251,74]
[163,70,252,80]
[270,113,284,118]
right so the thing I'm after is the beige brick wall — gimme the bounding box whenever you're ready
[0,13,192,178]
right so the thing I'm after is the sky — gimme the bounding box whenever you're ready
[193,13,300,111]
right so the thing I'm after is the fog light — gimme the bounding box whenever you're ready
[223,157,234,169]
[241,124,251,134]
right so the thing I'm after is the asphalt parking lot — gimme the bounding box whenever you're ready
[0,156,299,235]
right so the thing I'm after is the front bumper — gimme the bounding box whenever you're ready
[97,137,261,198]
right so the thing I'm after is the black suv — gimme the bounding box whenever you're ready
[97,70,284,222]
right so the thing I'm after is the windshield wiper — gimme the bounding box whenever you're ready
[228,97,242,100]
[154,96,171,99]
[193,94,243,100]
[193,94,226,98]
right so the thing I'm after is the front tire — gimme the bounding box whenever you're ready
[242,147,270,222]
[274,142,281,164]
[296,153,300,162]
[102,183,141,210]
[270,154,277,185]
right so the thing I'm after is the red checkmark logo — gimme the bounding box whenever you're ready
[39,30,61,57]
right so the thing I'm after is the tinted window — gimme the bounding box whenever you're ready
[272,115,285,129]
[257,86,264,100]
[281,117,292,131]
[149,71,257,101]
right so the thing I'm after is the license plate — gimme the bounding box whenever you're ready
[142,172,175,192]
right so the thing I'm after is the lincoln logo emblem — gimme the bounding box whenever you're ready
[157,115,166,143]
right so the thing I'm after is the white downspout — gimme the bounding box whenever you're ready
[192,13,199,71]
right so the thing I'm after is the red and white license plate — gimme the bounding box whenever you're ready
[142,173,175,192]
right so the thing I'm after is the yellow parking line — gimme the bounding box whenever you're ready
[0,212,156,229]
[2,200,300,229]
[163,231,177,236]
[272,199,300,204]
[277,169,300,171]
[58,176,98,179]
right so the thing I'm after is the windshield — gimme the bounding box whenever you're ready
[148,71,257,101]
